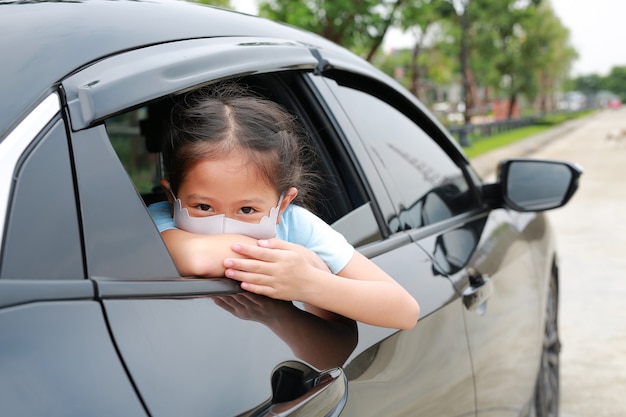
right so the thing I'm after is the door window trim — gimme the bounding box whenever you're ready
[62,37,319,130]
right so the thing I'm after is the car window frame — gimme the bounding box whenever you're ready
[61,37,320,131]
[60,38,396,280]
[0,93,61,256]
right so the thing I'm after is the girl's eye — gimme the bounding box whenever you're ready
[198,204,213,212]
[239,207,256,215]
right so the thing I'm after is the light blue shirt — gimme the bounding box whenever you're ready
[149,201,354,274]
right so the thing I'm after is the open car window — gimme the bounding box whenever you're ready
[103,72,384,250]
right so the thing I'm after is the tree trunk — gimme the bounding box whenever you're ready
[365,0,403,62]
[466,67,480,115]
[507,93,517,119]
[409,41,421,99]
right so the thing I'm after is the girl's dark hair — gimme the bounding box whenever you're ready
[162,83,319,211]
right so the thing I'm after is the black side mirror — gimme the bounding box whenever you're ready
[495,158,583,212]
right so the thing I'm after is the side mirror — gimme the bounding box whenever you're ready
[489,159,583,212]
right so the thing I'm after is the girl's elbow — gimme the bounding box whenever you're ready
[399,298,420,330]
[174,252,224,277]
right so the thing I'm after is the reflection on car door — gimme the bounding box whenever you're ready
[455,211,545,416]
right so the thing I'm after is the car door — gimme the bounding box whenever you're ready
[306,67,477,415]
[309,51,545,416]
[0,94,148,417]
[61,34,477,416]
[456,211,548,417]
[62,38,355,417]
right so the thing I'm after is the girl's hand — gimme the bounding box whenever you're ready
[223,239,324,300]
[260,238,330,272]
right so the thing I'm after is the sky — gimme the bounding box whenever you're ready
[550,0,626,76]
[231,0,626,77]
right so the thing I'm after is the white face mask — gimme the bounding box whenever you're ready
[171,195,282,239]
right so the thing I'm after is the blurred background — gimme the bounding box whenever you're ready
[191,0,625,150]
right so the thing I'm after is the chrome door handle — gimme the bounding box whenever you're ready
[463,271,493,314]
[242,362,347,417]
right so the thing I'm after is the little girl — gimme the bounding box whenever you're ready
[149,84,419,330]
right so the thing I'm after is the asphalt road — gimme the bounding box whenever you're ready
[473,108,626,417]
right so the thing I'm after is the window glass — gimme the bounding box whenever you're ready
[1,119,83,279]
[106,108,161,196]
[331,85,475,232]
[71,124,178,279]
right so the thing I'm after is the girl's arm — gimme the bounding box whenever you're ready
[160,229,330,277]
[224,240,420,330]
[160,229,258,276]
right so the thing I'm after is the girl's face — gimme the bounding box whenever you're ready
[167,149,296,224]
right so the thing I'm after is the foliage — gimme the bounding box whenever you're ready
[567,66,626,102]
[258,0,401,59]
[194,0,585,118]
[602,67,626,100]
[464,0,573,118]
[393,0,456,99]
[190,0,231,7]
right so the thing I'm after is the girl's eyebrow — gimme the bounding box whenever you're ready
[186,193,214,201]
[236,197,266,205]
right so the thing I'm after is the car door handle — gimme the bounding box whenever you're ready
[463,271,493,314]
[242,363,347,417]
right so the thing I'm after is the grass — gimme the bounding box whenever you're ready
[460,109,595,159]
[462,125,552,159]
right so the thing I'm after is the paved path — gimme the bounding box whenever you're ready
[472,108,626,417]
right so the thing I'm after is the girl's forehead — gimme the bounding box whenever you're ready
[182,153,277,196]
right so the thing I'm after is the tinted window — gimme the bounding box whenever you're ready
[106,107,159,195]
[1,119,83,279]
[71,125,178,279]
[331,85,475,232]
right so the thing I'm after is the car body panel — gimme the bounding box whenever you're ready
[0,301,147,417]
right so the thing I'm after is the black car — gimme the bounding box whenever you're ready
[0,1,581,416]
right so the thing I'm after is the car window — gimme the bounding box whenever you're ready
[1,118,83,279]
[70,124,179,280]
[106,108,159,195]
[328,82,477,232]
[104,73,384,248]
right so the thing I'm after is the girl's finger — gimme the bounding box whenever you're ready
[224,266,269,286]
[231,242,279,262]
[223,257,272,275]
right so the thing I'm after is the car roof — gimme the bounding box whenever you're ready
[0,0,338,139]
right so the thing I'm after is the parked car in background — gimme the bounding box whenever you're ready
[607,98,622,109]
[0,1,581,416]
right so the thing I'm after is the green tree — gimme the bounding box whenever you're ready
[530,2,577,114]
[603,67,626,101]
[192,0,231,7]
[258,0,402,60]
[396,0,456,99]
[469,0,546,119]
